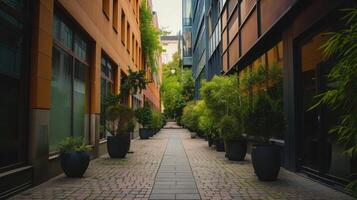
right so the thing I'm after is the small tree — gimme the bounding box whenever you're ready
[105,104,134,135]
[121,67,149,97]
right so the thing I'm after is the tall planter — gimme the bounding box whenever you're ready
[139,128,150,139]
[251,144,281,181]
[107,134,131,158]
[215,139,225,152]
[60,152,90,178]
[225,140,247,161]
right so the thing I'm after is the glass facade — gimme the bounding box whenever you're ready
[182,0,193,66]
[238,41,284,138]
[100,55,116,139]
[50,13,90,152]
[299,31,356,181]
[0,0,28,169]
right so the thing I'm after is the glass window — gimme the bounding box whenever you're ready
[100,55,117,139]
[50,14,90,151]
[49,48,72,152]
[102,0,110,18]
[0,3,27,168]
[121,10,126,44]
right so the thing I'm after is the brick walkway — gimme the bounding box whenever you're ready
[11,126,355,200]
[12,134,168,200]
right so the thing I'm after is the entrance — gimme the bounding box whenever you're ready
[297,31,356,185]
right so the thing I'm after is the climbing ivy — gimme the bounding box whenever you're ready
[140,0,163,72]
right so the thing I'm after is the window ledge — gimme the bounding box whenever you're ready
[48,153,60,160]
[99,139,107,144]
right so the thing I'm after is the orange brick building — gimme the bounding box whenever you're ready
[0,0,161,197]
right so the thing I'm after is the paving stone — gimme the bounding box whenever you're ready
[11,123,355,200]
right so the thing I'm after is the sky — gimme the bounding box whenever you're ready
[152,0,182,35]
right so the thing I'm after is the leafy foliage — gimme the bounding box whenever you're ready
[219,116,242,141]
[58,137,91,154]
[311,8,357,195]
[244,93,285,142]
[161,52,194,119]
[121,68,149,96]
[140,0,163,71]
[135,102,153,128]
[181,101,203,132]
[198,106,219,140]
[151,109,164,129]
[105,104,134,135]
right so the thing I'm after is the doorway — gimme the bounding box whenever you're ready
[297,31,356,185]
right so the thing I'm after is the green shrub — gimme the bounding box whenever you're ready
[58,137,91,154]
[135,102,152,128]
[219,115,244,141]
[198,108,219,140]
[245,93,285,143]
[151,110,163,129]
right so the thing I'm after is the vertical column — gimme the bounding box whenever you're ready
[28,0,54,184]
[91,44,101,156]
[282,29,297,171]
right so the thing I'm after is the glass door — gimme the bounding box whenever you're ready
[298,32,355,184]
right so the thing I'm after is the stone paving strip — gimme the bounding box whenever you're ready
[149,129,201,200]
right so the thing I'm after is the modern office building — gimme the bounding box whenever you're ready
[191,0,225,98]
[0,0,160,198]
[182,0,193,68]
[190,0,357,192]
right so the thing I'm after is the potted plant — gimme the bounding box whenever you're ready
[219,116,247,161]
[135,102,153,139]
[105,104,134,158]
[58,137,91,178]
[151,109,163,134]
[246,93,286,181]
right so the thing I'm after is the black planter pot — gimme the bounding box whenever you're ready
[208,136,213,147]
[60,152,90,178]
[215,140,225,152]
[225,140,247,161]
[139,128,150,139]
[107,134,130,158]
[251,144,281,181]
[149,129,155,137]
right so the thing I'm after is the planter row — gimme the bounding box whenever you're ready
[206,136,281,181]
[60,129,162,178]
[139,128,161,139]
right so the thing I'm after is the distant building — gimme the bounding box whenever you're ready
[161,35,180,64]
[182,0,192,68]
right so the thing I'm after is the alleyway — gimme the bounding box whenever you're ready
[12,124,354,200]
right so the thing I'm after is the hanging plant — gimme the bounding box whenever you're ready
[140,0,164,72]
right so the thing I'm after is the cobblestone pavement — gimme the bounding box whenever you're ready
[12,126,355,200]
[12,133,168,200]
[180,130,355,200]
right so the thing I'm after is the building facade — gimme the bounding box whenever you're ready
[182,0,193,68]
[190,0,357,192]
[0,0,160,198]
[161,35,180,64]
